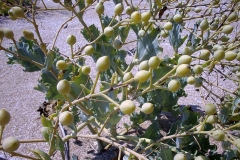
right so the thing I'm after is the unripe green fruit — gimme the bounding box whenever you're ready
[52,0,60,3]
[123,72,133,82]
[23,30,34,40]
[95,2,104,15]
[41,127,51,141]
[86,0,93,4]
[235,139,240,150]
[148,56,161,69]
[163,22,173,30]
[141,103,154,114]
[193,65,203,74]
[67,35,76,45]
[125,6,133,15]
[56,60,67,70]
[210,23,218,31]
[200,18,209,31]
[114,3,124,16]
[178,55,192,64]
[131,11,141,23]
[224,51,237,61]
[219,35,229,42]
[11,7,25,18]
[194,7,202,13]
[2,137,20,152]
[57,79,71,95]
[168,79,180,92]
[222,25,233,34]
[227,11,238,22]
[174,153,186,160]
[182,47,193,55]
[82,66,91,74]
[199,49,210,60]
[194,78,202,88]
[134,70,151,83]
[204,104,216,115]
[176,64,191,77]
[173,14,183,23]
[206,115,218,124]
[119,100,135,115]
[236,52,240,61]
[212,130,225,141]
[3,28,14,40]
[187,76,195,85]
[138,29,145,38]
[214,50,225,61]
[194,155,209,160]
[141,12,151,22]
[160,30,169,38]
[96,56,110,72]
[212,44,224,51]
[104,27,114,37]
[139,60,149,71]
[113,38,123,49]
[84,45,94,55]
[59,111,74,126]
[0,109,11,126]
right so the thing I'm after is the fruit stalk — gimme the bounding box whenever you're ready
[90,71,100,94]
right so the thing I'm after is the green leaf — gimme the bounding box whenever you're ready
[41,115,53,127]
[219,107,230,124]
[159,148,173,160]
[54,134,65,152]
[81,24,100,42]
[30,149,52,160]
[113,0,122,4]
[119,26,130,42]
[141,121,161,141]
[72,154,78,160]
[75,0,85,17]
[188,22,201,50]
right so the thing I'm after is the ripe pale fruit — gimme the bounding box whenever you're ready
[194,78,202,88]
[178,55,192,64]
[11,7,25,18]
[224,51,237,61]
[236,52,240,61]
[194,7,202,13]
[96,56,110,72]
[176,64,191,77]
[123,72,133,82]
[104,27,114,37]
[199,49,210,60]
[212,130,225,141]
[41,127,51,141]
[113,38,123,49]
[23,30,34,40]
[114,3,124,16]
[141,103,154,114]
[200,19,209,31]
[194,155,209,160]
[206,115,218,124]
[163,22,173,30]
[160,30,169,38]
[168,79,180,92]
[59,111,74,126]
[139,60,149,71]
[131,11,141,23]
[66,35,76,45]
[204,104,216,115]
[95,2,104,15]
[222,25,233,34]
[56,60,67,70]
[138,30,145,38]
[125,6,133,15]
[212,44,224,51]
[84,45,94,55]
[148,56,161,69]
[57,79,71,95]
[193,65,203,75]
[0,109,11,126]
[214,50,225,61]
[119,100,135,115]
[141,12,151,22]
[235,139,240,150]
[3,28,14,39]
[174,153,186,160]
[134,70,151,83]
[182,47,193,55]
[227,11,238,22]
[82,66,91,74]
[187,76,195,85]
[2,137,20,152]
[173,14,183,23]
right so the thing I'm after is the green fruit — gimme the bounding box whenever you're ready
[236,52,240,61]
[148,56,161,69]
[138,29,145,38]
[178,55,192,64]
[163,22,173,30]
[194,155,209,160]
[160,30,169,38]
[104,27,114,37]
[23,30,34,40]
[86,0,93,5]
[141,103,154,114]
[56,60,67,70]
[113,38,123,49]
[219,35,229,42]
[194,78,202,88]
[194,7,202,13]
[199,49,210,60]
[212,44,224,51]
[214,50,225,61]
[222,25,233,34]
[210,23,218,31]
[95,2,104,15]
[174,153,186,160]
[96,56,110,72]
[168,79,180,92]
[187,76,195,85]
[204,104,216,115]
[59,111,74,126]
[84,45,94,55]
[225,51,237,61]
[125,6,133,15]
[131,11,141,23]
[193,65,203,74]
[235,139,240,150]
[212,130,225,141]
[11,7,25,18]
[119,100,135,115]
[0,29,4,40]
[82,66,91,74]
[173,14,183,23]
[134,70,151,83]
[206,115,218,124]
[3,28,14,39]
[123,72,133,82]
[176,64,191,77]
[0,109,11,126]
[114,3,124,16]
[40,127,51,141]
[57,79,71,95]
[200,18,209,31]
[227,11,238,22]
[141,12,151,22]
[66,35,76,45]
[182,47,193,55]
[2,137,20,153]
[52,0,60,3]
[139,60,149,71]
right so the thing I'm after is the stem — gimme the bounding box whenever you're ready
[91,71,100,94]
[154,66,177,85]
[70,45,74,59]
[10,152,39,160]
[19,139,46,143]
[0,126,4,142]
